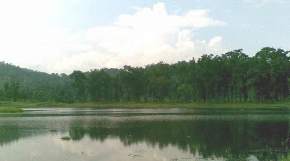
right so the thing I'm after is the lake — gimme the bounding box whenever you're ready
[0,108,290,161]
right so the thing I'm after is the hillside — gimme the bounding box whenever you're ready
[0,62,73,102]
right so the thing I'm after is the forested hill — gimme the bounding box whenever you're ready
[0,47,289,103]
[0,62,72,101]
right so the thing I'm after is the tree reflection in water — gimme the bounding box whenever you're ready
[0,115,289,161]
[68,119,290,161]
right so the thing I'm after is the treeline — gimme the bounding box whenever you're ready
[0,47,289,102]
[70,47,290,102]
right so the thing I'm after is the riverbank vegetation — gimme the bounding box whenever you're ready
[1,101,290,110]
[0,107,23,113]
[0,47,289,104]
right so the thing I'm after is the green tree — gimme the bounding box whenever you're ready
[69,71,87,101]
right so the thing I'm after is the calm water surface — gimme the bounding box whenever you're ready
[0,108,290,161]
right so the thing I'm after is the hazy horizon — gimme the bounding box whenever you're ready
[0,0,289,73]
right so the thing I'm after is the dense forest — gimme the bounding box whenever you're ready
[0,47,289,103]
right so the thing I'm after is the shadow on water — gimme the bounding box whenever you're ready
[1,109,290,160]
[67,116,290,161]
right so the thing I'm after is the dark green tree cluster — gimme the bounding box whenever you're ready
[0,47,289,102]
[69,47,290,102]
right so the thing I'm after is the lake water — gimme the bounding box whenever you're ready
[0,108,290,161]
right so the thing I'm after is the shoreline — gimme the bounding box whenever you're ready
[1,101,290,113]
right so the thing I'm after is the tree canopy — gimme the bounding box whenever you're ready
[0,47,289,102]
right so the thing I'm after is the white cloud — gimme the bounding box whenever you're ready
[0,2,226,73]
[0,0,67,68]
[243,0,289,5]
[208,36,223,48]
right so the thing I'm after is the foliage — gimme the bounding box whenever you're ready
[0,47,289,103]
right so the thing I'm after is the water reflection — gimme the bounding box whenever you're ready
[0,111,289,161]
[67,118,290,161]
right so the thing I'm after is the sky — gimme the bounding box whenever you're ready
[0,0,289,73]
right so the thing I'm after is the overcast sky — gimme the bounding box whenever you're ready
[0,0,289,73]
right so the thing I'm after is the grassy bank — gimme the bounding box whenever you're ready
[4,101,290,109]
[0,101,38,113]
[0,107,23,113]
[42,102,290,109]
[1,101,290,113]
